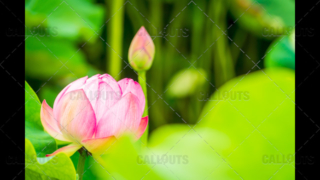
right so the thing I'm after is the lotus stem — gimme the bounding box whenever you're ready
[138,71,148,144]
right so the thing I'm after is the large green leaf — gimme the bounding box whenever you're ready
[25,81,56,157]
[197,68,295,179]
[265,30,295,69]
[90,136,159,180]
[147,124,241,180]
[25,139,76,180]
[90,127,235,180]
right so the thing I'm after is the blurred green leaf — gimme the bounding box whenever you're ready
[91,126,237,179]
[265,30,295,69]
[90,130,230,180]
[25,81,56,157]
[198,68,295,179]
[25,0,103,83]
[26,0,104,42]
[167,68,206,98]
[25,139,76,180]
[39,85,59,108]
[90,135,160,180]
[25,37,100,81]
[148,124,241,179]
[230,0,295,38]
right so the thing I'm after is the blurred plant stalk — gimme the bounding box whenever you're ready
[128,27,155,144]
[149,0,172,127]
[106,0,125,80]
[191,0,206,123]
[211,0,235,87]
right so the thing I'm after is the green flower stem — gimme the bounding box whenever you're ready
[106,0,125,80]
[77,149,87,180]
[138,71,148,144]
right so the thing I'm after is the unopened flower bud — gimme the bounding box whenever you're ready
[128,26,155,71]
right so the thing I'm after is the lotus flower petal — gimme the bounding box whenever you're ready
[95,93,142,138]
[41,100,70,142]
[82,136,116,155]
[118,78,145,115]
[100,74,121,93]
[82,75,121,123]
[136,116,148,140]
[46,143,81,157]
[54,89,96,143]
[53,76,88,119]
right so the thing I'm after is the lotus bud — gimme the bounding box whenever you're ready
[128,26,155,71]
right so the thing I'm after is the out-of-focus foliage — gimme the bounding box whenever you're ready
[90,135,162,180]
[91,129,234,180]
[166,68,206,98]
[230,0,295,37]
[265,30,295,69]
[25,0,104,41]
[25,139,76,180]
[198,68,295,179]
[25,38,96,80]
[25,0,103,84]
[38,85,60,108]
[25,81,56,157]
[148,125,239,179]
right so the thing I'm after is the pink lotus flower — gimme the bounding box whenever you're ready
[40,74,148,157]
[128,26,155,71]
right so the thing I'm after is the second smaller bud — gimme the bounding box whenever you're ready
[128,26,155,71]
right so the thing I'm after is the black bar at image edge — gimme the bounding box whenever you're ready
[0,0,26,179]
[296,0,320,179]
